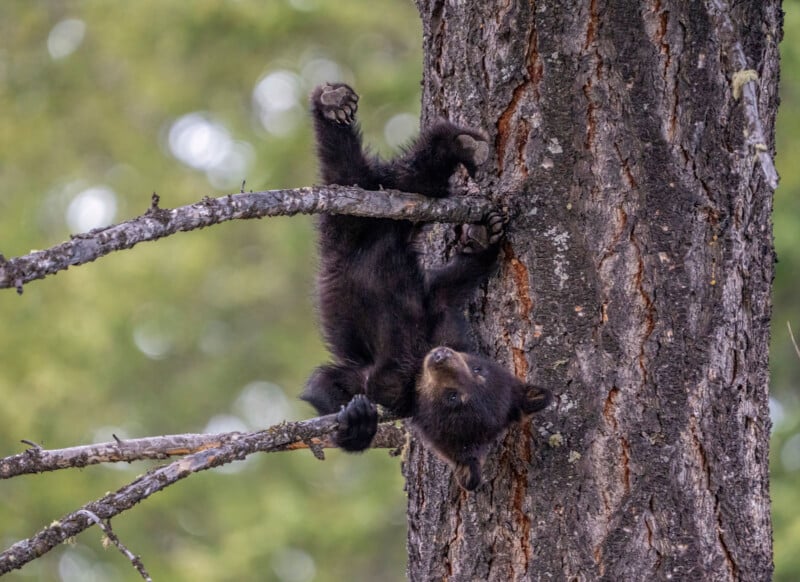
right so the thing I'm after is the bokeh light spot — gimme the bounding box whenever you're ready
[253,70,302,136]
[272,547,316,582]
[66,186,117,232]
[781,432,800,472]
[168,113,233,171]
[384,113,418,149]
[300,58,343,87]
[47,19,86,60]
[234,381,293,428]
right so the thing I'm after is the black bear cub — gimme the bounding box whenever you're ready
[301,82,551,490]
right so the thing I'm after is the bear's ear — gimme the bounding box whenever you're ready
[453,458,482,491]
[520,384,552,415]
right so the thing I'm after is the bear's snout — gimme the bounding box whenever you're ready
[430,347,454,363]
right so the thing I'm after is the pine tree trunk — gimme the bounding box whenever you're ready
[404,1,780,580]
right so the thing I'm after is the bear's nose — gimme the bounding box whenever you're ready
[431,347,453,363]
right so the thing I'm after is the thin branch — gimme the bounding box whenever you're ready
[707,0,779,189]
[1,433,235,478]
[0,420,406,479]
[788,321,800,361]
[0,411,405,575]
[0,186,495,293]
[76,511,152,582]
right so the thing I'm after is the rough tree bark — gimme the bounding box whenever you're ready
[405,1,779,581]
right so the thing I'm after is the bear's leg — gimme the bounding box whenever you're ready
[310,83,375,187]
[365,359,415,417]
[389,121,489,196]
[300,364,377,451]
[301,363,364,414]
[427,211,505,304]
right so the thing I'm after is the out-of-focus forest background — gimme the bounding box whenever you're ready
[0,1,796,580]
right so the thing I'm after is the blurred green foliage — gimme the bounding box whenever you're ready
[1,1,799,580]
[771,2,800,579]
[0,1,420,580]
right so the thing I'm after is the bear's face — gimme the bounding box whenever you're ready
[413,346,551,490]
[417,347,511,421]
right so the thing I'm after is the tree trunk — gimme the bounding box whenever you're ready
[405,1,780,580]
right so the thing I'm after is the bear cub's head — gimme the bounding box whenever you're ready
[412,346,551,491]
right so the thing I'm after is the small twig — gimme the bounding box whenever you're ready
[0,186,494,293]
[788,322,800,361]
[76,510,152,582]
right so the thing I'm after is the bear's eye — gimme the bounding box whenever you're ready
[444,389,459,403]
[472,366,482,375]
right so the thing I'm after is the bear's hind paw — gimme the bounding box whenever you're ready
[459,211,506,254]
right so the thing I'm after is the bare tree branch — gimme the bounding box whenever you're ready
[0,412,406,575]
[788,321,800,361]
[0,186,495,293]
[1,420,406,479]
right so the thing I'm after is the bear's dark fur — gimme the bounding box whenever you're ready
[301,83,551,490]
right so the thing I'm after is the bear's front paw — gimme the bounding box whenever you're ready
[455,133,489,168]
[334,394,377,452]
[312,83,359,126]
[459,211,505,254]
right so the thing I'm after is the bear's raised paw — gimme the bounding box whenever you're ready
[313,83,359,126]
